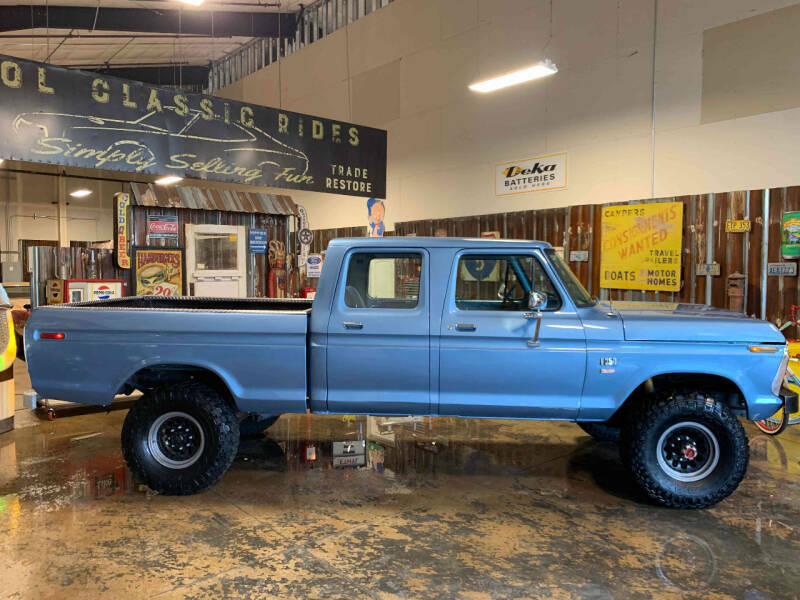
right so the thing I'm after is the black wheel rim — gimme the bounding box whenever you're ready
[147,411,206,469]
[657,421,720,482]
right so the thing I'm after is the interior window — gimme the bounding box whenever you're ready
[455,254,561,311]
[194,233,238,271]
[345,253,422,309]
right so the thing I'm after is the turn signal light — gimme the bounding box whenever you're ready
[749,345,778,353]
[40,332,65,340]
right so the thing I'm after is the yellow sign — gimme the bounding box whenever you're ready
[115,192,130,269]
[725,219,751,233]
[600,202,683,291]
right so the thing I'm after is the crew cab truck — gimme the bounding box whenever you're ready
[25,238,797,508]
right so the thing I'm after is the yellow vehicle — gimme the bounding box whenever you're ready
[755,340,800,435]
[0,284,16,434]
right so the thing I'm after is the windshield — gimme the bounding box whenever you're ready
[544,249,595,308]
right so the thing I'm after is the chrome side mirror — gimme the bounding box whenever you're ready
[525,291,546,347]
[528,291,547,310]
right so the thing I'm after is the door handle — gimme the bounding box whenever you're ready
[343,321,363,329]
[455,323,476,331]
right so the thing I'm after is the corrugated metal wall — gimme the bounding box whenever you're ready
[131,206,291,298]
[311,185,800,325]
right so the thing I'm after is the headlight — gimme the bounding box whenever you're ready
[772,344,790,395]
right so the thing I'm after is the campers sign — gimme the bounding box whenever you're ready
[0,55,387,197]
[599,201,684,292]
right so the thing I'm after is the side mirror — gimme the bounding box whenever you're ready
[528,291,547,311]
[525,292,546,348]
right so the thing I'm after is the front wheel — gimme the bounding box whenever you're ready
[122,382,239,495]
[621,391,749,509]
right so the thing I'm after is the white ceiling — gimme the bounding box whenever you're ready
[0,28,253,68]
[0,0,305,74]
[0,0,306,12]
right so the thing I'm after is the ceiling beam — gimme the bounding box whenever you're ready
[0,5,297,37]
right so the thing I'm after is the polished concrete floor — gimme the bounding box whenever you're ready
[0,409,799,600]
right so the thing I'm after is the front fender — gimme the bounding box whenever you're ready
[577,341,784,422]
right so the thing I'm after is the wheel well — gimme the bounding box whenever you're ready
[121,365,237,411]
[612,372,748,424]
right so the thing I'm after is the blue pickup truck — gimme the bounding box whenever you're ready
[25,237,797,508]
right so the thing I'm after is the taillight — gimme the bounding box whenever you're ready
[40,332,65,340]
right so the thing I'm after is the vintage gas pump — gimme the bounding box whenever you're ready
[0,284,16,434]
[727,272,746,313]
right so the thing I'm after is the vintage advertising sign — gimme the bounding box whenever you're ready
[696,263,721,276]
[89,281,123,301]
[725,219,751,233]
[600,202,683,292]
[306,254,323,278]
[249,228,268,254]
[782,212,800,259]
[147,214,179,240]
[115,192,130,269]
[0,54,387,197]
[132,247,185,296]
[494,152,567,196]
[768,262,798,276]
[569,250,588,262]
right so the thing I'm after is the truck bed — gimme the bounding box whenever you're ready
[25,296,311,412]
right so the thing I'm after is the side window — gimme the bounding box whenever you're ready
[455,254,561,311]
[344,253,422,309]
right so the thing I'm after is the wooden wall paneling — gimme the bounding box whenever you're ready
[785,186,800,329]
[694,194,707,305]
[727,191,746,311]
[712,193,728,310]
[767,187,783,323]
[746,190,764,318]
[590,204,601,297]
[676,196,692,304]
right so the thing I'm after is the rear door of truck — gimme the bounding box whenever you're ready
[325,247,430,414]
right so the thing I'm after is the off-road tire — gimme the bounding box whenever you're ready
[122,382,239,495]
[578,421,621,443]
[621,391,749,509]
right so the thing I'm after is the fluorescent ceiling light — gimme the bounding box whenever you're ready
[177,0,204,5]
[155,175,183,186]
[469,60,558,93]
[69,188,92,198]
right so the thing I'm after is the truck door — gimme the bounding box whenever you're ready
[326,249,430,414]
[438,251,586,419]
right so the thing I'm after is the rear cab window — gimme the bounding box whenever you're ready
[454,254,561,311]
[344,252,422,309]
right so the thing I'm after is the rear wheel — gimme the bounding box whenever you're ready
[122,382,239,495]
[578,421,620,442]
[621,391,749,509]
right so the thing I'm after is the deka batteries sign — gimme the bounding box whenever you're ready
[494,152,567,196]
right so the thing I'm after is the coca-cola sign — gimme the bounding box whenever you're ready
[147,215,179,240]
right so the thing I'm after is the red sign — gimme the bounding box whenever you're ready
[148,220,179,235]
